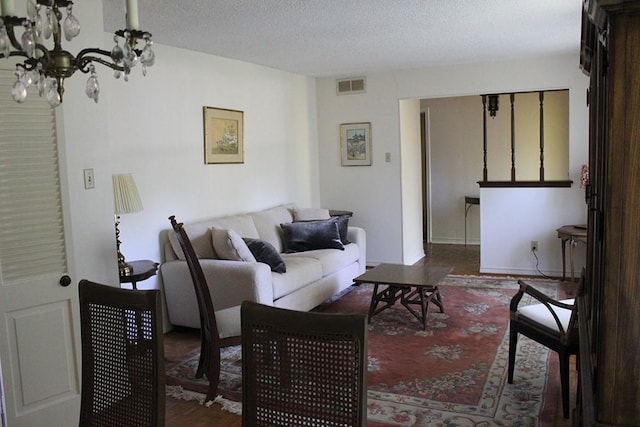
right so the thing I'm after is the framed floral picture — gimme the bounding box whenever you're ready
[340,122,371,166]
[203,106,244,164]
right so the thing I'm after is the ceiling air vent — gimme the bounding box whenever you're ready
[336,77,366,95]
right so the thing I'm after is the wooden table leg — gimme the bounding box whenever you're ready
[560,238,567,281]
[368,284,405,323]
[430,287,444,313]
[367,284,380,324]
[569,238,576,282]
[400,286,443,330]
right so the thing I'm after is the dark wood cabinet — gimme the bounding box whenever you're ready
[578,1,640,425]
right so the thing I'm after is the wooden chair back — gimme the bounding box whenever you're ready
[169,215,221,402]
[241,300,367,426]
[79,279,165,426]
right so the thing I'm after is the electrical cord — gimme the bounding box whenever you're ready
[532,249,555,279]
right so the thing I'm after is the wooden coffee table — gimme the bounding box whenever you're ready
[353,263,453,330]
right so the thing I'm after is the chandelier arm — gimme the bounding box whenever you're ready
[76,47,113,59]
[76,48,125,72]
[3,19,26,51]
[34,43,51,60]
[77,55,126,73]
[5,53,41,74]
[77,46,143,58]
[7,51,28,59]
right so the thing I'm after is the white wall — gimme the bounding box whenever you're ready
[399,99,424,264]
[422,90,570,246]
[480,187,584,276]
[51,4,319,298]
[421,95,483,244]
[317,55,589,274]
[317,74,404,264]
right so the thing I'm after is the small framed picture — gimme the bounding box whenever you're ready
[203,106,244,164]
[340,122,371,166]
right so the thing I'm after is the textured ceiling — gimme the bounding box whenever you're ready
[102,0,582,77]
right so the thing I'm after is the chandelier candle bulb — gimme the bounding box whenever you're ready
[126,0,139,30]
[0,0,13,16]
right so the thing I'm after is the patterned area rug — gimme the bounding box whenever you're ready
[165,275,562,426]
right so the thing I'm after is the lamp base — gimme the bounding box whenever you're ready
[119,260,133,277]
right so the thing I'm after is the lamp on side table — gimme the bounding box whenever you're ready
[112,173,144,277]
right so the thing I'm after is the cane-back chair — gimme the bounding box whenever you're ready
[169,215,223,402]
[79,279,165,427]
[241,300,368,426]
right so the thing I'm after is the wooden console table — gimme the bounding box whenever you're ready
[464,196,480,246]
[556,225,587,282]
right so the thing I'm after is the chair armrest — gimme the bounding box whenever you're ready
[510,279,575,334]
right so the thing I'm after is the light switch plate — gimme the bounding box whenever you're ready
[83,168,95,189]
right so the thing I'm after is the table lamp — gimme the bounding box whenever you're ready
[112,173,143,276]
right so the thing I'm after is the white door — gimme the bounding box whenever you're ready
[0,70,80,426]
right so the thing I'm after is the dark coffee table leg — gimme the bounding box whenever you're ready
[367,284,380,323]
[429,287,444,313]
[420,288,427,330]
[400,287,427,330]
[399,286,444,330]
[368,284,405,323]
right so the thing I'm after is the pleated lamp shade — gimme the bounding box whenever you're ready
[112,174,143,214]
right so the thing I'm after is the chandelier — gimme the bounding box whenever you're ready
[0,0,154,107]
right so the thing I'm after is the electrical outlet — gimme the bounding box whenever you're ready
[83,168,95,189]
[531,241,538,252]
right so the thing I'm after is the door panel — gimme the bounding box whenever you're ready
[0,68,80,426]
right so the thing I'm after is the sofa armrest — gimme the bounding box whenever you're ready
[347,226,366,273]
[160,259,274,329]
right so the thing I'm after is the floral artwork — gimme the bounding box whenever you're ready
[203,107,244,164]
[340,122,371,166]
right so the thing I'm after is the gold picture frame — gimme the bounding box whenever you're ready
[340,122,371,166]
[203,106,244,164]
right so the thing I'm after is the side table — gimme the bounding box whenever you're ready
[119,259,159,289]
[556,225,587,282]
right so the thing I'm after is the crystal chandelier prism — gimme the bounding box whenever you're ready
[0,0,154,107]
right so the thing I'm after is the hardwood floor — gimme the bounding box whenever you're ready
[163,243,575,426]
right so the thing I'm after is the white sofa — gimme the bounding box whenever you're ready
[160,204,366,338]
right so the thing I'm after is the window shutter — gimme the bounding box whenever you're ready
[0,70,67,284]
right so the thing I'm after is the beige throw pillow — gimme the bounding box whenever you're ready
[211,228,256,262]
[292,208,330,221]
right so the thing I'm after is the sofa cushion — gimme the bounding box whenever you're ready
[167,214,259,261]
[282,243,359,276]
[292,208,330,221]
[167,221,217,260]
[295,216,351,245]
[243,238,286,273]
[210,214,260,240]
[281,218,344,253]
[211,228,256,262]
[271,256,323,300]
[250,205,293,253]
